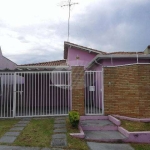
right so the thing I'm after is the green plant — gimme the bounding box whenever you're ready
[69,111,80,128]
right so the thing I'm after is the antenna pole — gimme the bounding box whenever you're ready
[60,0,78,41]
[68,0,71,41]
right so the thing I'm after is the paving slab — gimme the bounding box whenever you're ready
[54,120,66,124]
[87,142,134,150]
[4,131,20,136]
[18,120,30,124]
[10,126,24,131]
[85,131,126,140]
[0,145,40,150]
[54,124,66,129]
[52,134,66,139]
[21,118,32,121]
[55,117,66,121]
[15,123,27,127]
[41,148,51,150]
[51,148,67,150]
[0,136,17,143]
[53,128,67,133]
[51,138,67,147]
[80,120,115,127]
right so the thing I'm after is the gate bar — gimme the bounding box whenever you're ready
[13,73,16,118]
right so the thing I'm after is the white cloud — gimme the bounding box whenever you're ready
[0,0,150,64]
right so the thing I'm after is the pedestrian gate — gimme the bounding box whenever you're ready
[85,71,104,115]
[0,71,71,118]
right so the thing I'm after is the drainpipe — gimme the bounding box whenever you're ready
[136,52,139,64]
[111,55,113,66]
[95,59,102,66]
[95,59,103,71]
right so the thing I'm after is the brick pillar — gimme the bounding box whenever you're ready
[71,66,85,115]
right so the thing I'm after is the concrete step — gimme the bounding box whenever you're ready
[87,142,134,150]
[84,130,127,142]
[80,119,118,131]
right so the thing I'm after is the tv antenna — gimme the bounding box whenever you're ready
[60,0,78,41]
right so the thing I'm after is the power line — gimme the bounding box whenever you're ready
[60,0,78,41]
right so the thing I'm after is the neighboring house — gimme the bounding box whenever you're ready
[0,47,22,84]
[0,47,17,70]
[0,47,17,85]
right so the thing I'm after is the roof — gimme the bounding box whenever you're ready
[64,41,106,59]
[86,53,150,69]
[63,42,146,59]
[0,47,17,65]
[107,52,144,55]
[18,59,67,67]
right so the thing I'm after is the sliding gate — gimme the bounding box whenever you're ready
[0,72,14,118]
[85,71,104,115]
[0,71,71,118]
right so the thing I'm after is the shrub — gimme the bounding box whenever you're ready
[69,111,80,128]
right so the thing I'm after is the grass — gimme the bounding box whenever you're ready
[131,144,150,150]
[121,120,150,150]
[0,119,19,138]
[13,118,54,148]
[121,120,150,132]
[1,118,150,150]
[66,118,89,150]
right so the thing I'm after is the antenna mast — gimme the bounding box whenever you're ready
[60,0,78,41]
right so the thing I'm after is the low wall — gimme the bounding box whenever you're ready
[104,64,150,118]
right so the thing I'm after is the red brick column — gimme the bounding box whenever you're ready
[71,66,85,115]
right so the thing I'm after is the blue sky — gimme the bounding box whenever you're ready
[0,0,150,65]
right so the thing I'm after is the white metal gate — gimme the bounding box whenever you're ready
[85,71,104,115]
[0,72,14,118]
[0,71,71,118]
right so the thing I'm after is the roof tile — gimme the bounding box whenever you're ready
[107,52,144,55]
[19,60,67,66]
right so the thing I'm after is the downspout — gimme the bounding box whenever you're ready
[111,55,113,66]
[136,52,139,64]
[95,59,103,71]
[95,59,102,66]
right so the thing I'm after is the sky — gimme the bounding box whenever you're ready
[0,0,150,65]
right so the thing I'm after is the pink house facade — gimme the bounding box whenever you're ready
[63,42,150,115]
[64,42,150,70]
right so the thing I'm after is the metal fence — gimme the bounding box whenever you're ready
[0,71,71,118]
[85,71,104,115]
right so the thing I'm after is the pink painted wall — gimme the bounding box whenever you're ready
[0,52,16,70]
[91,58,150,71]
[67,47,97,67]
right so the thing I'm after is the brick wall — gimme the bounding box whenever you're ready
[71,66,85,115]
[104,64,150,118]
[138,65,150,118]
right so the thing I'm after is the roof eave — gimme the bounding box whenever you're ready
[64,41,105,59]
[17,65,69,69]
[86,54,150,69]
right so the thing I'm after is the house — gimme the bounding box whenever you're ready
[0,47,16,70]
[0,42,150,118]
